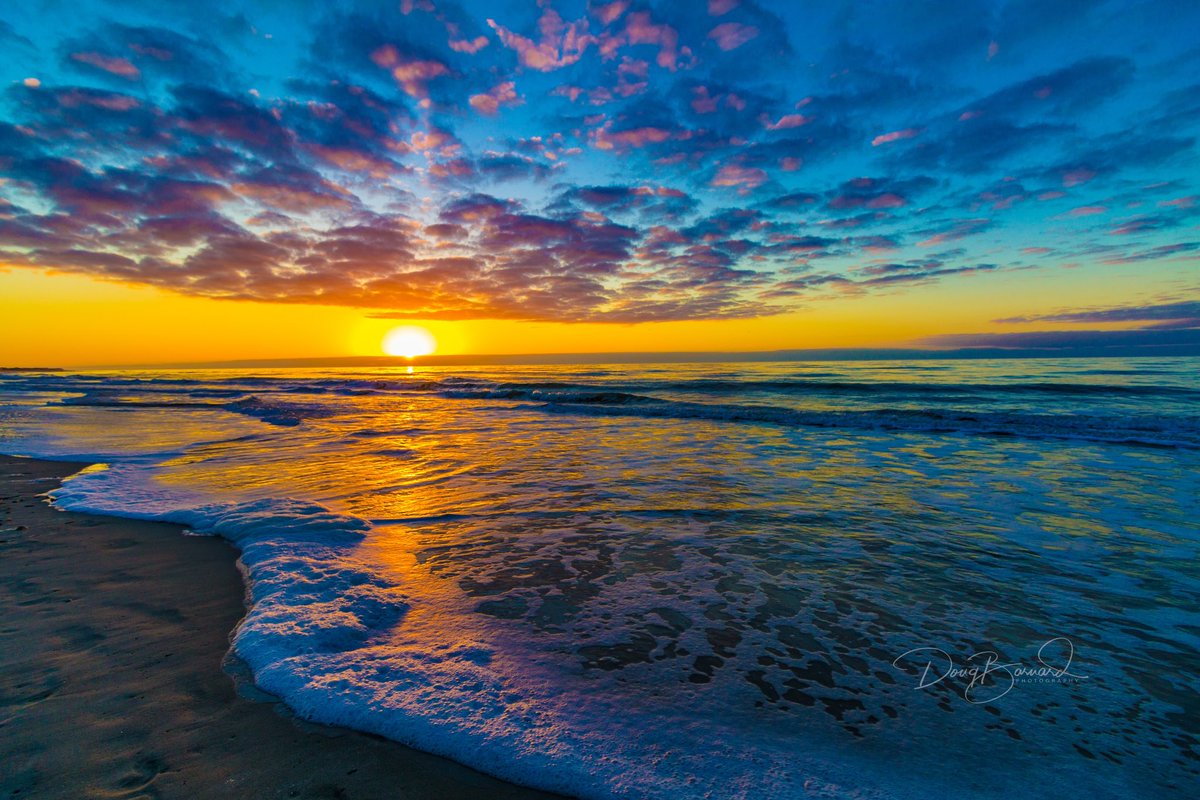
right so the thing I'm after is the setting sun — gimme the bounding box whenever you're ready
[382,326,436,358]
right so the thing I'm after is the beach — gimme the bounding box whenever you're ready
[0,454,560,800]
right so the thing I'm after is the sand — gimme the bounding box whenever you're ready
[0,454,563,800]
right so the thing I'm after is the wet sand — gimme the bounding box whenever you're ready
[0,454,563,800]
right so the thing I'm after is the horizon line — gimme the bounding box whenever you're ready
[7,342,1195,371]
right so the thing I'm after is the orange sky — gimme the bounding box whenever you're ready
[1,264,1177,367]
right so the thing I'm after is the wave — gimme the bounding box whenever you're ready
[11,370,1196,405]
[441,385,657,405]
[10,368,1200,447]
[222,396,340,427]
[551,378,1199,398]
[51,392,338,428]
[517,396,1200,448]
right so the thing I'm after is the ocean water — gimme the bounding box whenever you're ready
[1,358,1198,799]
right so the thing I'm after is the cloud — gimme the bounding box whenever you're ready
[591,123,677,150]
[708,23,758,51]
[995,300,1200,327]
[469,82,522,115]
[0,20,35,50]
[1100,242,1200,264]
[711,163,768,190]
[370,46,449,99]
[624,11,681,70]
[965,57,1135,121]
[1062,205,1106,217]
[592,1,631,26]
[1109,216,1170,236]
[69,51,141,80]
[449,35,489,54]
[826,176,935,212]
[916,218,991,247]
[488,7,596,71]
[764,113,811,131]
[559,184,697,220]
[871,127,921,146]
[920,328,1200,350]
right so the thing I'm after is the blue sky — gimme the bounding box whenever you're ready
[1,0,1198,350]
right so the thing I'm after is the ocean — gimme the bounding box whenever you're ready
[1,357,1197,799]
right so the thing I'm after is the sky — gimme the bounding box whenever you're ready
[1,0,1198,365]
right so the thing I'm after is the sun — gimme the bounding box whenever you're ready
[382,326,436,358]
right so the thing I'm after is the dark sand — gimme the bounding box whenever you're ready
[0,455,563,800]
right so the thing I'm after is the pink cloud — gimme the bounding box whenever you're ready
[692,86,718,113]
[488,8,595,71]
[1038,190,1066,201]
[592,124,674,150]
[987,41,1000,60]
[409,127,457,154]
[553,85,584,103]
[618,57,649,78]
[593,1,630,25]
[917,219,989,247]
[70,51,141,80]
[1159,196,1195,208]
[708,0,739,14]
[866,193,906,209]
[1062,168,1096,187]
[1065,205,1107,217]
[711,163,767,190]
[128,43,173,61]
[371,46,449,98]
[307,145,400,178]
[469,81,521,115]
[765,113,812,131]
[626,12,679,70]
[779,157,802,171]
[958,110,982,121]
[449,36,489,54]
[871,127,921,147]
[55,89,140,111]
[231,180,352,212]
[708,22,758,51]
[23,78,41,88]
[428,159,473,179]
[1109,219,1156,235]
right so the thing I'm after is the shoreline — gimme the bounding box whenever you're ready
[0,454,564,800]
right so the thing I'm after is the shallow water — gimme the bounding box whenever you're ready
[1,358,1198,799]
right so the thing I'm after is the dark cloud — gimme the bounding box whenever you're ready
[996,300,1200,327]
[825,175,936,212]
[921,328,1200,349]
[0,20,34,49]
